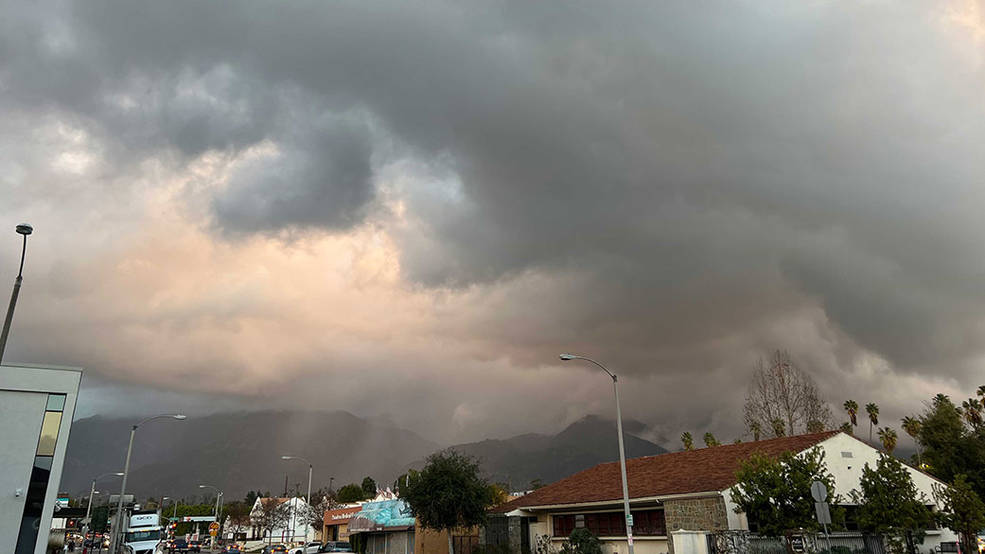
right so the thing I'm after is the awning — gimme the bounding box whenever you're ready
[347,500,416,534]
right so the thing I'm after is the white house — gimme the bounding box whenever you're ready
[250,496,317,543]
[486,431,958,554]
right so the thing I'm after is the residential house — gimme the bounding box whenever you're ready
[486,431,957,554]
[250,496,317,543]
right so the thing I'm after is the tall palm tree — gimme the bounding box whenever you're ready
[703,432,720,447]
[844,400,859,434]
[877,427,898,454]
[962,398,983,428]
[901,416,922,466]
[681,432,694,451]
[748,421,763,441]
[977,385,985,399]
[771,418,786,438]
[865,403,879,443]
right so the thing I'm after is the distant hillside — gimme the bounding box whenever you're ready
[60,410,440,501]
[439,415,668,489]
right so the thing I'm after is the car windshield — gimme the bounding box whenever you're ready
[126,529,161,541]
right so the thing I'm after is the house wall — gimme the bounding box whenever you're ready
[663,497,728,534]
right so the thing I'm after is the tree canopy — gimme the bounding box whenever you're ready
[730,447,838,538]
[337,483,366,503]
[852,454,934,553]
[401,450,495,554]
[934,474,985,554]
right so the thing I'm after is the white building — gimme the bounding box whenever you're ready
[488,431,958,554]
[250,496,317,543]
[0,363,82,554]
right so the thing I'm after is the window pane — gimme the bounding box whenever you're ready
[46,394,66,412]
[36,411,62,456]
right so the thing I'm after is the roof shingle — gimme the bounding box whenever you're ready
[495,431,839,512]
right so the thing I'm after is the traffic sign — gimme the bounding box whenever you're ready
[810,481,828,502]
[209,522,220,531]
[814,502,832,525]
[626,514,634,527]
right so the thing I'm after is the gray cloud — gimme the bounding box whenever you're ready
[2,0,985,443]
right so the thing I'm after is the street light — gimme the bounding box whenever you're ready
[110,414,186,554]
[281,455,313,542]
[560,354,635,554]
[198,484,223,519]
[84,472,124,540]
[0,223,33,363]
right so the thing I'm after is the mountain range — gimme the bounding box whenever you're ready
[59,411,666,502]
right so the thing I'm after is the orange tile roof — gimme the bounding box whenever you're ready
[495,431,839,512]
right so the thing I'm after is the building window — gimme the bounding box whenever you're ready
[14,393,66,554]
[553,510,666,537]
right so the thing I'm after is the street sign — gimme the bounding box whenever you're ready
[210,529,218,537]
[810,481,828,502]
[209,522,220,531]
[626,514,634,527]
[814,502,832,525]
[181,516,217,522]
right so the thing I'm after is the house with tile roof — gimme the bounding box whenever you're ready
[482,431,956,554]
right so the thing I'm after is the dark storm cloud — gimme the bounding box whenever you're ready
[3,0,985,442]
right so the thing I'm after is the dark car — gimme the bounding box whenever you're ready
[188,540,203,553]
[170,538,190,553]
[320,542,353,553]
[222,544,243,554]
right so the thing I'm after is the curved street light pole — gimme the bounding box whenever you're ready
[84,472,124,540]
[0,223,33,363]
[110,414,186,554]
[281,455,313,542]
[560,354,635,554]
[199,484,223,546]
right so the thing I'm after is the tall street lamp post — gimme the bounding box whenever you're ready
[560,354,635,554]
[281,455,313,542]
[0,223,33,363]
[199,484,223,547]
[110,414,186,554]
[84,472,124,540]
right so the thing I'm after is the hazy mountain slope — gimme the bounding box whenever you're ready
[60,410,440,501]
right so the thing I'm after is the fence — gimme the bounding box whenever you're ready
[708,531,886,554]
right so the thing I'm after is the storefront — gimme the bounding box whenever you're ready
[347,500,416,554]
[324,506,361,542]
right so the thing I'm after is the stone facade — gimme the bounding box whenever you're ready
[663,496,728,554]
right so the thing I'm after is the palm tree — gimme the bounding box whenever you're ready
[771,418,786,438]
[977,385,985,399]
[749,421,762,441]
[901,416,922,465]
[877,427,898,454]
[703,432,720,447]
[865,403,879,443]
[681,432,694,451]
[844,400,859,433]
[806,420,825,433]
[962,398,983,429]
[839,422,853,434]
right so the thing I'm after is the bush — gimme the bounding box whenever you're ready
[559,529,602,554]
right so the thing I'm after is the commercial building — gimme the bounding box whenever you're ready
[487,431,957,554]
[324,506,361,542]
[0,363,82,554]
[347,499,477,554]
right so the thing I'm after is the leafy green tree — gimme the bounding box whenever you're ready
[560,528,602,554]
[361,476,377,497]
[916,394,985,499]
[852,454,934,554]
[934,474,985,554]
[337,483,365,503]
[402,450,496,554]
[730,447,838,538]
[681,432,694,451]
[703,432,719,447]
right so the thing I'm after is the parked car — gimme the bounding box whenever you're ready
[319,541,353,553]
[170,538,190,553]
[222,544,243,554]
[290,541,323,554]
[188,539,203,553]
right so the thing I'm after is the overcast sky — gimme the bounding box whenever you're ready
[2,0,985,445]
